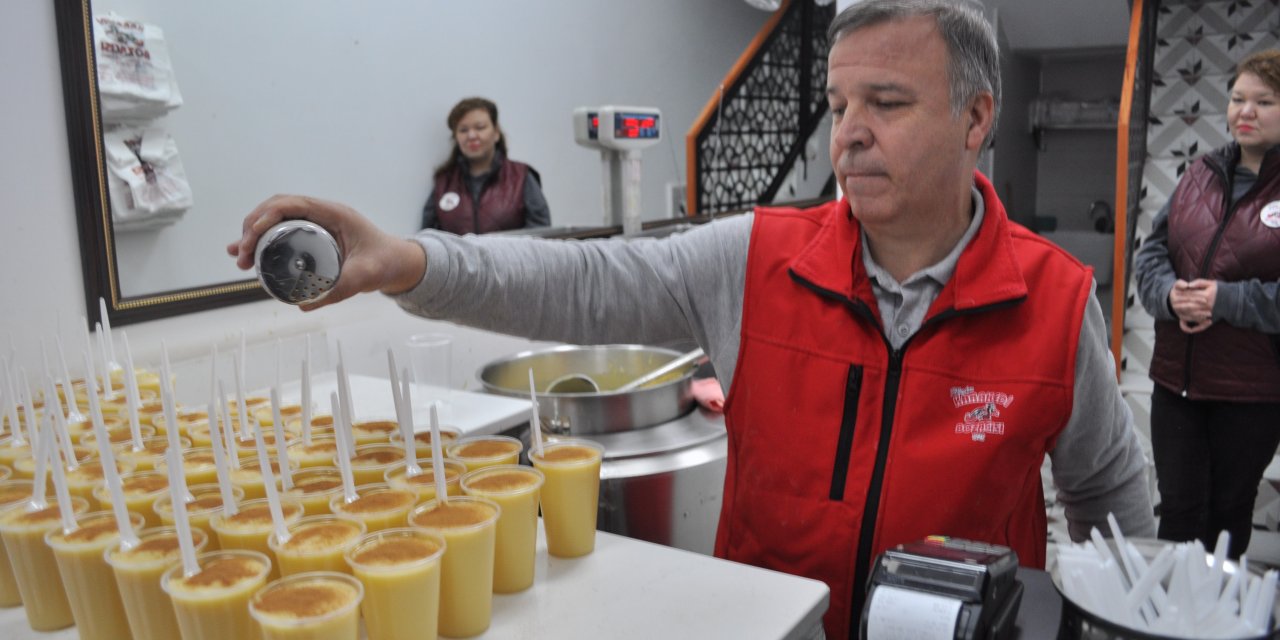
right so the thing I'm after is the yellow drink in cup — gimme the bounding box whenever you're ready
[0,479,36,606]
[408,496,500,638]
[210,497,305,580]
[13,444,95,483]
[270,516,366,576]
[448,435,523,472]
[350,418,401,445]
[329,484,418,533]
[230,459,297,501]
[105,526,210,640]
[234,431,297,460]
[113,434,193,472]
[530,438,604,558]
[252,403,305,429]
[80,423,158,450]
[45,510,146,640]
[0,497,91,629]
[0,436,32,471]
[64,414,126,444]
[388,426,462,460]
[288,437,339,469]
[286,467,345,516]
[65,458,136,512]
[93,470,168,527]
[385,459,466,504]
[461,465,545,593]
[348,443,406,486]
[345,528,445,640]
[250,571,363,640]
[153,483,245,551]
[287,413,336,439]
[161,549,272,640]
[157,446,221,486]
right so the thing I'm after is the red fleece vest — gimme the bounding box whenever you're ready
[433,159,529,234]
[718,173,1091,639]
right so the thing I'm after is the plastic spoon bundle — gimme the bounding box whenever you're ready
[42,418,80,536]
[206,382,239,518]
[330,392,359,504]
[528,368,545,458]
[429,403,448,506]
[251,418,291,546]
[83,350,140,546]
[300,334,313,445]
[1057,516,1278,637]
[269,387,293,491]
[43,377,79,471]
[119,332,145,451]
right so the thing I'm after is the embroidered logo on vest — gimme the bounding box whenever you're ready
[950,386,1015,442]
[1260,201,1280,229]
[439,192,461,212]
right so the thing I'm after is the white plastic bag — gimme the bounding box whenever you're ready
[93,12,183,124]
[103,126,193,230]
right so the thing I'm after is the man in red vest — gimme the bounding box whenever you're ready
[229,1,1155,637]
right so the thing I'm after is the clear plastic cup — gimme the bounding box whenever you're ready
[0,479,36,606]
[252,403,305,429]
[529,438,604,558]
[286,413,336,438]
[269,515,366,577]
[113,434,193,472]
[350,418,402,446]
[250,571,363,640]
[461,464,545,593]
[329,484,418,533]
[408,496,501,638]
[155,446,220,487]
[80,423,158,450]
[105,525,211,640]
[161,549,272,640]
[348,443,407,486]
[286,467,345,516]
[153,482,245,551]
[385,459,467,505]
[65,457,138,512]
[209,497,305,581]
[45,510,147,640]
[287,437,340,469]
[448,435,524,472]
[388,425,463,460]
[345,528,446,640]
[93,470,168,527]
[229,458,299,502]
[0,496,91,629]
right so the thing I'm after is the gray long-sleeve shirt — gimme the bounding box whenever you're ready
[396,210,1154,541]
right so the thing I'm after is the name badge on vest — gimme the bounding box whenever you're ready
[1261,201,1280,229]
[439,192,461,212]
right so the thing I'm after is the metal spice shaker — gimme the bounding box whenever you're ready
[253,220,342,305]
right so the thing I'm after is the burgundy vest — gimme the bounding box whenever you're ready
[720,172,1089,639]
[1149,145,1280,401]
[432,158,529,234]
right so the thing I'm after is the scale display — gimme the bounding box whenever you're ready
[612,112,659,140]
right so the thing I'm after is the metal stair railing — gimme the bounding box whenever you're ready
[684,0,835,217]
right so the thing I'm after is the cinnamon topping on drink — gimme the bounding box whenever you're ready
[352,536,440,566]
[255,581,356,618]
[182,556,264,588]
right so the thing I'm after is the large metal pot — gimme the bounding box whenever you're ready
[478,345,695,435]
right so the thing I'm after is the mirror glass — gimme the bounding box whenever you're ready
[56,1,767,326]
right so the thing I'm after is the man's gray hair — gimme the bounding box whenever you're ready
[827,0,1001,149]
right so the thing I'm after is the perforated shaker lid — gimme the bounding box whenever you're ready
[254,220,343,305]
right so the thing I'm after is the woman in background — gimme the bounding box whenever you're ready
[1134,50,1280,559]
[421,97,551,234]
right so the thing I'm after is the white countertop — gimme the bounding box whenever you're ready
[2,521,829,639]
[278,372,533,437]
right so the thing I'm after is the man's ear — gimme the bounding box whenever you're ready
[965,92,995,151]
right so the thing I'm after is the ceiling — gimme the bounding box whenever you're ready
[981,0,1131,52]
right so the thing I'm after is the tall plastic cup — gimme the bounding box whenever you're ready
[153,483,245,551]
[0,496,91,629]
[161,549,272,640]
[250,571,363,640]
[329,484,417,533]
[408,496,500,638]
[529,438,604,558]
[448,435,524,472]
[269,515,366,576]
[45,510,147,640]
[105,526,210,640]
[461,464,544,593]
[345,528,446,640]
[286,466,346,516]
[385,459,466,504]
[209,497,304,580]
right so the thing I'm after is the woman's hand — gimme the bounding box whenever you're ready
[1169,278,1218,333]
[226,195,427,311]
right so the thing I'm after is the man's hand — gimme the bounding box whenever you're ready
[1168,278,1217,334]
[226,195,427,311]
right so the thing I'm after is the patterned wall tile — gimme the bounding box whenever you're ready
[1146,113,1231,157]
[1157,0,1280,38]
[1154,31,1279,75]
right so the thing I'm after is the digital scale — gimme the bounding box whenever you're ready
[573,105,662,235]
[861,536,1024,640]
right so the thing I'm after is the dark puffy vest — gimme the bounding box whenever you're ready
[719,172,1090,639]
[432,158,529,234]
[1149,145,1280,401]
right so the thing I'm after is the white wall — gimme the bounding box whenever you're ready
[0,0,766,394]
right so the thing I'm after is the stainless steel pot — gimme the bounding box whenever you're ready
[478,344,695,435]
